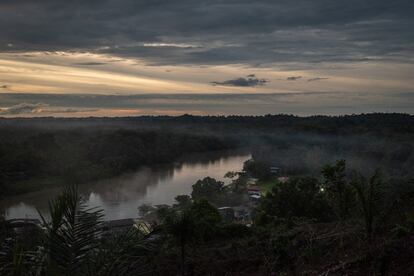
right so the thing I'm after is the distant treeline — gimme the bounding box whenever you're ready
[1,113,413,135]
[0,129,234,196]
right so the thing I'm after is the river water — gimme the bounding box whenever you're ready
[1,151,250,220]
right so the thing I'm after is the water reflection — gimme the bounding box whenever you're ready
[1,151,250,220]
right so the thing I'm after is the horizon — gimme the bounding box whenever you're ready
[1,92,413,117]
[0,110,412,120]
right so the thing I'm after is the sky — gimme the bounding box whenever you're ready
[0,0,413,116]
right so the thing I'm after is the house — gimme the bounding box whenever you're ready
[218,207,235,222]
[270,166,280,175]
[277,176,289,183]
[247,178,258,185]
[247,185,261,196]
[233,206,251,223]
[218,206,252,223]
[6,218,42,228]
[6,219,42,233]
[249,194,261,204]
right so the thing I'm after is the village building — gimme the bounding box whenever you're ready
[218,206,252,224]
[270,166,280,175]
[249,194,261,204]
[277,176,289,183]
[247,185,261,196]
[218,207,235,222]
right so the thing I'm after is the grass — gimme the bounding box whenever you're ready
[257,177,279,195]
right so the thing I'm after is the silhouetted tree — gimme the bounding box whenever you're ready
[322,160,355,220]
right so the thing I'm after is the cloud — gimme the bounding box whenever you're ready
[73,62,107,66]
[287,76,302,81]
[0,102,97,115]
[0,103,46,115]
[308,77,329,82]
[141,43,198,48]
[211,75,268,87]
[0,1,412,67]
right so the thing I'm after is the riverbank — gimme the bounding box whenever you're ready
[1,152,250,220]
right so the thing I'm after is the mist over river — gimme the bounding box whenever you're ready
[0,151,250,220]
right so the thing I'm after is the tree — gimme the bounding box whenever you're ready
[256,177,333,225]
[225,171,247,193]
[191,177,225,203]
[322,160,355,220]
[243,159,272,180]
[89,228,155,275]
[174,195,192,209]
[224,171,238,179]
[0,210,7,245]
[188,199,221,240]
[351,171,385,242]
[163,210,196,276]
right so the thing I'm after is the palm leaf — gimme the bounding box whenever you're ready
[38,184,104,275]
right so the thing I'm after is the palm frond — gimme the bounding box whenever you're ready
[88,227,157,276]
[38,184,104,275]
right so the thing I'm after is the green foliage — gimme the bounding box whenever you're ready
[1,169,414,274]
[0,211,6,241]
[256,177,333,225]
[191,176,244,206]
[38,185,104,275]
[322,160,355,220]
[191,177,225,202]
[160,199,222,274]
[216,223,251,239]
[0,185,157,276]
[351,171,387,241]
[224,171,238,179]
[164,199,221,240]
[174,195,192,209]
[243,159,272,180]
[188,199,221,234]
[163,209,197,275]
[138,204,155,217]
[88,228,155,275]
[1,245,25,276]
[229,172,248,193]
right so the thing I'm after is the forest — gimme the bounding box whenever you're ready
[0,128,234,196]
[1,113,413,195]
[1,113,414,274]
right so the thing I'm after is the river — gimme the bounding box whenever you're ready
[0,151,250,220]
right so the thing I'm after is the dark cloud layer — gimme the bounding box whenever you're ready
[287,76,302,81]
[308,77,329,82]
[1,0,413,66]
[211,75,268,87]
